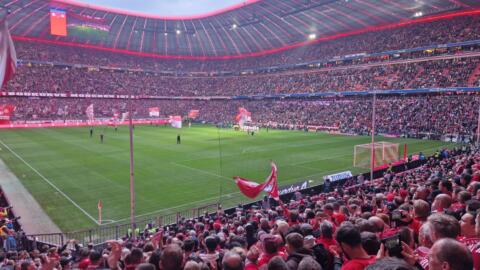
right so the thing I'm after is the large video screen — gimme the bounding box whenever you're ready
[50,8,67,36]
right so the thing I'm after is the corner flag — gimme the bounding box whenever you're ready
[98,199,102,224]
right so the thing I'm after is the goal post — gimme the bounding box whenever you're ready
[353,141,400,169]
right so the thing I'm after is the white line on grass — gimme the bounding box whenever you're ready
[173,137,343,164]
[0,139,100,225]
[170,162,231,180]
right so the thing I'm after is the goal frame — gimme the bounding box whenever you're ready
[353,141,400,168]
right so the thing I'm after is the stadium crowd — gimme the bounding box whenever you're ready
[3,10,480,270]
[6,94,479,138]
[3,140,480,270]
[5,56,480,96]
[13,15,480,71]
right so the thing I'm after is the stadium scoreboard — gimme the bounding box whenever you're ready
[50,8,67,36]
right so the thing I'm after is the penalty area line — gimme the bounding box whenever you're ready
[0,139,100,225]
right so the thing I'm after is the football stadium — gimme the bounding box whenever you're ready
[0,0,479,269]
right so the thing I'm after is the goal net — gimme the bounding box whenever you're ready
[353,141,399,169]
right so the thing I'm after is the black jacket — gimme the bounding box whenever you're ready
[286,248,313,270]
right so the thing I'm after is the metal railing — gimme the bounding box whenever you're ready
[25,202,220,247]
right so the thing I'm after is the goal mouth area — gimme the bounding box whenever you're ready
[353,141,400,169]
[354,141,399,148]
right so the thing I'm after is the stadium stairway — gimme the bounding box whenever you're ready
[467,63,480,86]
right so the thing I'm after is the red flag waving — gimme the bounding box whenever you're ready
[234,162,279,200]
[97,199,102,209]
[85,104,94,121]
[0,14,17,87]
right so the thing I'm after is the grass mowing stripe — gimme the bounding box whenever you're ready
[0,138,100,225]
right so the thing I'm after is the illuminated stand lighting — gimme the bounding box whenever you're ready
[308,33,316,40]
[176,29,181,35]
[414,11,423,17]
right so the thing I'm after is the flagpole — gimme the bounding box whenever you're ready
[370,92,376,181]
[128,95,136,232]
[217,126,224,204]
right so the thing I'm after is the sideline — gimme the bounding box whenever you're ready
[0,139,100,225]
[0,158,62,234]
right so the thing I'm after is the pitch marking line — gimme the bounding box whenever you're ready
[170,162,231,180]
[0,139,101,225]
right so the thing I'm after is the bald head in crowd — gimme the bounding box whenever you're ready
[460,212,477,238]
[222,251,244,270]
[183,261,201,270]
[368,216,385,233]
[429,238,473,270]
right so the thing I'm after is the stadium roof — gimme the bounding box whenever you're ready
[3,0,480,59]
[68,0,257,18]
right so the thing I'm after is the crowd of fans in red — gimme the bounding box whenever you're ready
[2,11,480,270]
[6,94,479,137]
[5,56,480,97]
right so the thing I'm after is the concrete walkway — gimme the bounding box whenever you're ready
[0,159,61,234]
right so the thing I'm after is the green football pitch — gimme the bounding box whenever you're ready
[0,125,454,232]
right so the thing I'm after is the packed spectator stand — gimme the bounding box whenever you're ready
[6,55,480,96]
[4,94,479,140]
[2,9,480,270]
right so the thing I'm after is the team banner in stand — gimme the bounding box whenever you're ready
[278,180,309,196]
[0,104,15,125]
[323,171,353,182]
[188,109,199,119]
[149,107,160,117]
